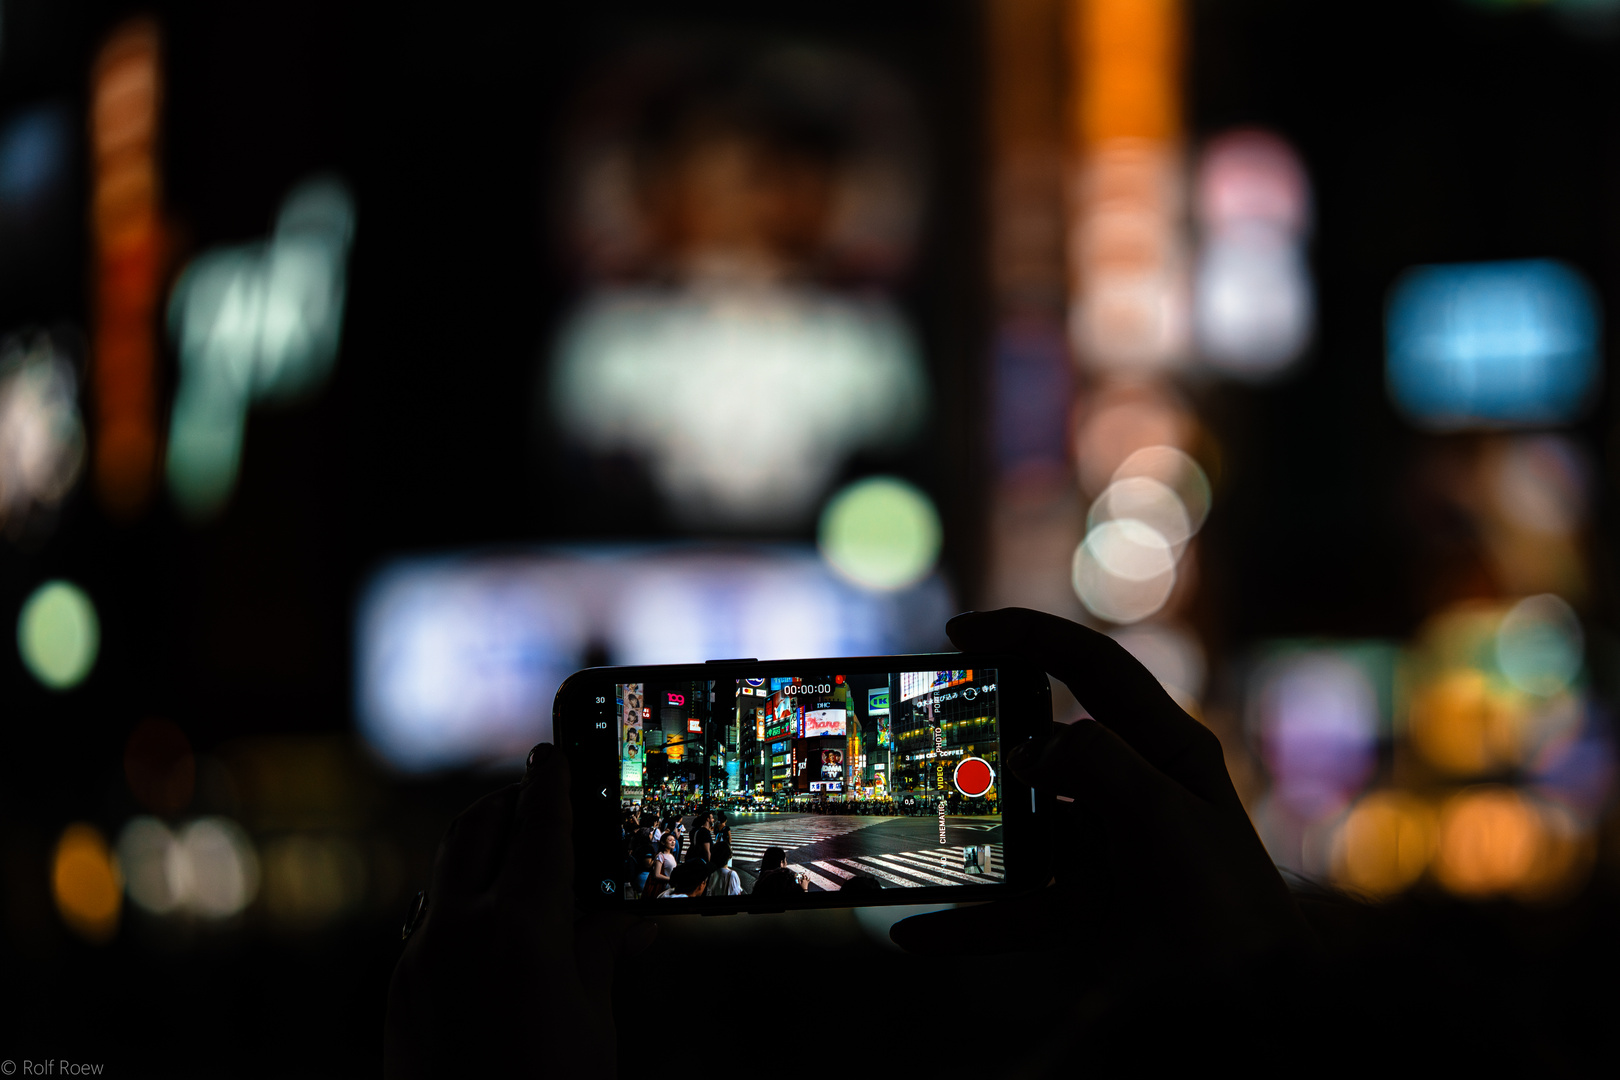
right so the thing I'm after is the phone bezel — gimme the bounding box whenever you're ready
[555,653,1053,914]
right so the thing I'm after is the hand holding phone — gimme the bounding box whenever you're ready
[890,609,1316,964]
[384,747,655,1078]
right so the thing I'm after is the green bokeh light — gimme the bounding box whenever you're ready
[1495,593,1582,697]
[17,580,100,689]
[818,476,942,591]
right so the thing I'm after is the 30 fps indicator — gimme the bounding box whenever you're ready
[953,757,994,798]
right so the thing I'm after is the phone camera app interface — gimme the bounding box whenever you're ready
[613,669,1002,900]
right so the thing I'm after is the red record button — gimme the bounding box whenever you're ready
[953,757,994,797]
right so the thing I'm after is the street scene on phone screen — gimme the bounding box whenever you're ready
[615,670,1005,896]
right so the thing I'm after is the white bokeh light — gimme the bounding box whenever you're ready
[1072,520,1177,624]
[552,287,926,528]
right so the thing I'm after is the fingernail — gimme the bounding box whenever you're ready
[524,743,553,780]
[401,890,428,942]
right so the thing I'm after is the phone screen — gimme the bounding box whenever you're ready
[607,667,1008,901]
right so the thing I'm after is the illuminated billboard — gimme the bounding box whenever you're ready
[803,708,845,738]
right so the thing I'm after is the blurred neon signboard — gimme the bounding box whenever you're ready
[1386,259,1600,430]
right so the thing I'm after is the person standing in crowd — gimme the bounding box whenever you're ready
[689,811,714,868]
[714,812,732,850]
[704,843,744,897]
[643,832,678,899]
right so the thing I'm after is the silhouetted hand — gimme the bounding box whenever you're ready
[892,609,1316,970]
[384,745,654,1079]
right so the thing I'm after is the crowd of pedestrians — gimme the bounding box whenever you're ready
[619,808,764,900]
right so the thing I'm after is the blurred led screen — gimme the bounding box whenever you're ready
[1385,259,1601,430]
[355,546,951,771]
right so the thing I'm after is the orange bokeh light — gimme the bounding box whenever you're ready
[52,823,122,942]
[89,19,166,516]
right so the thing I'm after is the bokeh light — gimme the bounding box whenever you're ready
[1111,444,1210,533]
[1087,475,1192,550]
[1073,437,1209,626]
[116,816,260,919]
[553,291,926,528]
[1433,786,1543,897]
[0,330,86,533]
[1495,594,1583,697]
[116,817,180,915]
[0,104,73,212]
[1192,129,1314,379]
[1068,0,1188,372]
[1406,600,1590,777]
[1530,708,1616,819]
[17,579,100,689]
[1487,435,1587,538]
[817,477,942,591]
[1254,651,1378,818]
[1072,519,1177,624]
[1386,259,1601,430]
[89,18,165,515]
[167,176,356,520]
[1407,668,1537,777]
[172,818,259,919]
[357,547,952,771]
[1073,383,1194,496]
[52,823,121,942]
[1330,791,1437,899]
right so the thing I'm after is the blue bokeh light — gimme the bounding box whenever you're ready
[0,105,71,207]
[1386,259,1601,429]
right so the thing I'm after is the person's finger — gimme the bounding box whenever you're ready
[429,783,522,908]
[949,608,1234,806]
[503,743,574,918]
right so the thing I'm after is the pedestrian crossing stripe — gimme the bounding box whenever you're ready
[717,817,889,864]
[867,851,1003,885]
[810,860,856,879]
[783,846,1004,892]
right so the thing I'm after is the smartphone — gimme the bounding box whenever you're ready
[554,654,1053,913]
